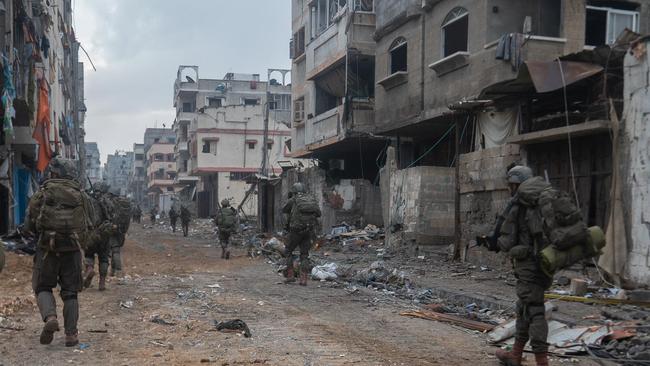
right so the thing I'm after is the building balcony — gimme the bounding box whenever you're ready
[174,80,198,100]
[305,10,375,81]
[147,178,175,189]
[175,172,199,184]
[176,111,196,123]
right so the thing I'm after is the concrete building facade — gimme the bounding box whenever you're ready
[129,143,146,205]
[105,151,134,197]
[173,67,296,217]
[0,0,86,234]
[85,142,102,185]
[142,128,176,211]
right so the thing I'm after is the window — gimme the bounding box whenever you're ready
[154,153,164,161]
[182,102,194,113]
[248,142,256,149]
[293,99,305,122]
[202,141,211,153]
[230,172,252,181]
[207,97,223,108]
[442,7,469,57]
[390,38,407,74]
[291,27,306,59]
[270,94,291,110]
[243,98,259,106]
[353,0,373,12]
[586,5,639,46]
[267,141,274,150]
[166,187,174,192]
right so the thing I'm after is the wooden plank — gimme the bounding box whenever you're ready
[544,293,650,308]
[400,310,495,332]
[506,120,611,145]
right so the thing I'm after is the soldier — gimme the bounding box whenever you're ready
[180,205,191,237]
[150,206,158,225]
[25,157,93,347]
[132,204,142,224]
[108,187,131,277]
[214,199,237,259]
[282,183,321,286]
[169,206,178,233]
[83,182,114,291]
[484,166,552,366]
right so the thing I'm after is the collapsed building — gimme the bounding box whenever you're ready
[278,0,650,286]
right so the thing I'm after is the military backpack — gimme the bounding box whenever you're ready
[216,208,237,232]
[113,197,132,233]
[289,193,321,232]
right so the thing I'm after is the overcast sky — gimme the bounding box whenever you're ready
[74,0,291,163]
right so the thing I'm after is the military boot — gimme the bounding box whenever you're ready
[39,316,60,345]
[299,270,308,286]
[83,265,95,289]
[98,276,107,291]
[65,332,79,347]
[495,340,525,366]
[534,353,549,366]
[284,267,296,283]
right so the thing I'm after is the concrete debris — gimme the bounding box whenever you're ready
[0,316,25,331]
[263,237,286,255]
[400,310,495,332]
[150,314,177,326]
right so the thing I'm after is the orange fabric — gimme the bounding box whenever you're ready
[33,78,52,172]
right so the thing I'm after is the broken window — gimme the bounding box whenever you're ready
[267,141,273,150]
[230,172,251,181]
[207,97,223,108]
[586,4,639,46]
[166,187,174,192]
[182,102,194,113]
[442,7,469,57]
[390,38,407,74]
[291,27,306,59]
[248,142,256,150]
[202,141,211,153]
[243,98,259,106]
[315,84,338,115]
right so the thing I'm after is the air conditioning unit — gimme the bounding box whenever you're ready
[293,100,305,122]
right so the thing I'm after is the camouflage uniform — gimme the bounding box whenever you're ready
[108,189,131,276]
[492,166,551,366]
[215,200,236,259]
[282,183,321,286]
[132,205,142,223]
[169,207,178,233]
[180,206,191,237]
[25,157,93,347]
[150,206,158,224]
[83,182,114,290]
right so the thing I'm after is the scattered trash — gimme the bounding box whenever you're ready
[311,262,338,281]
[214,319,251,338]
[119,300,134,309]
[79,343,90,350]
[0,316,25,331]
[206,284,221,289]
[150,314,176,326]
[88,329,108,333]
[150,340,174,349]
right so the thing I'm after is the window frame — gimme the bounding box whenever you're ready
[389,37,408,75]
[441,7,469,58]
[586,5,639,45]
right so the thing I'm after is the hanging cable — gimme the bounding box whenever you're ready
[405,123,455,169]
[450,114,471,167]
[557,59,580,207]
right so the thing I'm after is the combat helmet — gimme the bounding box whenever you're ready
[48,156,79,180]
[507,165,533,184]
[290,182,306,194]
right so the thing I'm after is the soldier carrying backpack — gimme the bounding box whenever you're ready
[108,187,131,277]
[482,165,605,366]
[282,183,321,286]
[83,181,114,291]
[214,199,237,259]
[24,156,94,347]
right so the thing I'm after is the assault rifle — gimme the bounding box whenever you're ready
[473,197,516,252]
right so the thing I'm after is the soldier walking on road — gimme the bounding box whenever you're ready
[282,183,321,286]
[132,204,142,224]
[150,206,158,225]
[484,166,552,366]
[25,157,94,347]
[109,188,131,277]
[83,182,114,291]
[214,199,237,259]
[180,205,191,237]
[169,206,178,233]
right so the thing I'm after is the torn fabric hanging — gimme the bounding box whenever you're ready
[475,108,518,150]
[33,78,52,172]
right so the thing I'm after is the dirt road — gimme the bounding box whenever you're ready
[0,224,569,365]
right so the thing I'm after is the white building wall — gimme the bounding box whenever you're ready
[622,42,650,285]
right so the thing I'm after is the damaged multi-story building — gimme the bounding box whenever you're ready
[283,0,650,284]
[172,67,297,218]
[0,0,86,235]
[85,142,102,185]
[104,151,134,197]
[128,143,146,206]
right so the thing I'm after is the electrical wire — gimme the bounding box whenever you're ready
[450,114,471,167]
[405,123,455,169]
[557,59,580,207]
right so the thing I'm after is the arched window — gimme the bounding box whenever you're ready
[442,7,468,57]
[389,37,407,74]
